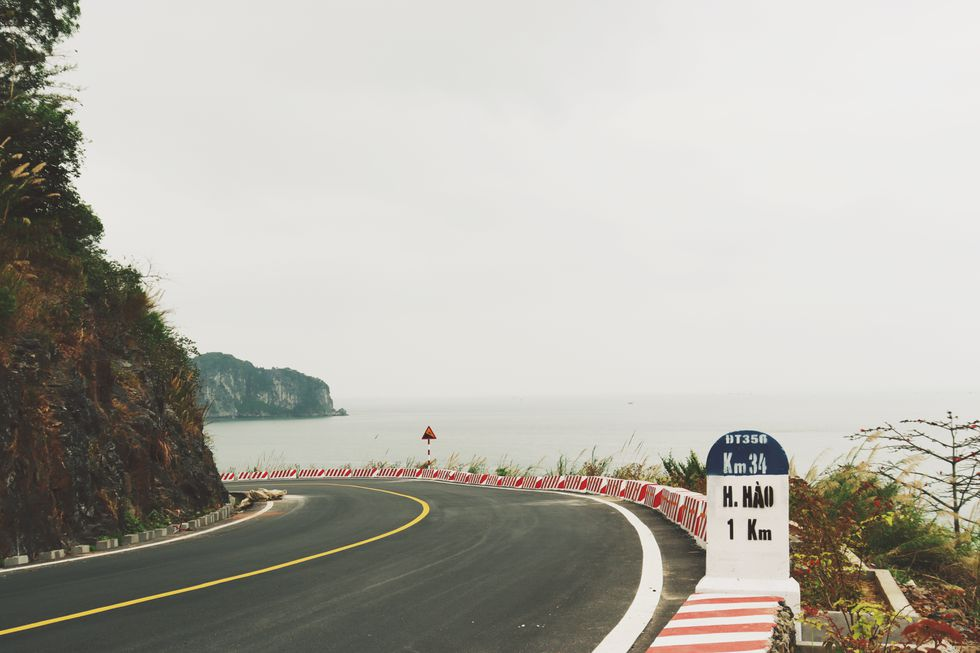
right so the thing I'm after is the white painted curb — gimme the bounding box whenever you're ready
[0,500,275,576]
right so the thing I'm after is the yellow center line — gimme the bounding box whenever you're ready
[0,483,430,637]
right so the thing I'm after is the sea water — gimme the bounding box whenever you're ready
[207,392,978,475]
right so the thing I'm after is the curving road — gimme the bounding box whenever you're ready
[0,480,703,652]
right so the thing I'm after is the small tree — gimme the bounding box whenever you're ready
[851,412,980,536]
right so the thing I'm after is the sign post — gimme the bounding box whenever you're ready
[695,430,800,616]
[421,426,437,465]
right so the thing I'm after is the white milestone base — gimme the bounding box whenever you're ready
[695,575,801,617]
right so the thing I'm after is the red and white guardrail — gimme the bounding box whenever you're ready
[220,467,707,548]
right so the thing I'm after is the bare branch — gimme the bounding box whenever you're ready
[875,469,957,512]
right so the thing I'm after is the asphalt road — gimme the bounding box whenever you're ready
[0,480,703,652]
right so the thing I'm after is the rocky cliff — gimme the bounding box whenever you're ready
[195,352,345,419]
[0,2,226,558]
[0,312,227,557]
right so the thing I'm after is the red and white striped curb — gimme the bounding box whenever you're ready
[646,594,784,653]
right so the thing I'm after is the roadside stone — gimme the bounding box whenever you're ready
[138,531,152,542]
[246,488,286,501]
[167,525,179,535]
[3,555,28,568]
[768,603,796,652]
[121,534,139,545]
[70,544,90,555]
[153,528,167,538]
[37,549,65,562]
[94,539,112,551]
[180,522,189,530]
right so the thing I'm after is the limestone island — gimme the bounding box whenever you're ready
[194,352,347,420]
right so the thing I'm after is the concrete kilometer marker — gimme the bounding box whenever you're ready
[695,429,801,616]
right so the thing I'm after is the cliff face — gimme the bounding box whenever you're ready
[0,2,226,559]
[194,352,344,419]
[0,262,227,558]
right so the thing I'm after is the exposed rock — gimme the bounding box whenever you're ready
[245,488,287,502]
[0,284,227,558]
[769,603,796,652]
[194,352,345,420]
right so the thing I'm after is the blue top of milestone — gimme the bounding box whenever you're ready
[705,430,789,476]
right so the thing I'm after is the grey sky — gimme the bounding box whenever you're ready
[66,2,980,399]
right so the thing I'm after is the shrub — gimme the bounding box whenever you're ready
[790,476,865,609]
[122,510,143,534]
[576,447,612,477]
[660,451,706,493]
[466,457,486,474]
[611,461,663,481]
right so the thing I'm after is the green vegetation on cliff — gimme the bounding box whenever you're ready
[195,352,345,420]
[0,1,225,557]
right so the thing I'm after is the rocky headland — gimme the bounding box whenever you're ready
[194,352,346,420]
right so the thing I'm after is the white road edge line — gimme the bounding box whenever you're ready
[587,496,663,653]
[0,499,278,576]
[349,478,664,653]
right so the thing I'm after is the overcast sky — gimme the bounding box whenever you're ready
[65,2,980,399]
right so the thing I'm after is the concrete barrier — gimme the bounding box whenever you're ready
[1,501,237,573]
[873,569,918,618]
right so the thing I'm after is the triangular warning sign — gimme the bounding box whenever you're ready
[422,426,437,441]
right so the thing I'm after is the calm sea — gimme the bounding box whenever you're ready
[206,392,979,475]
